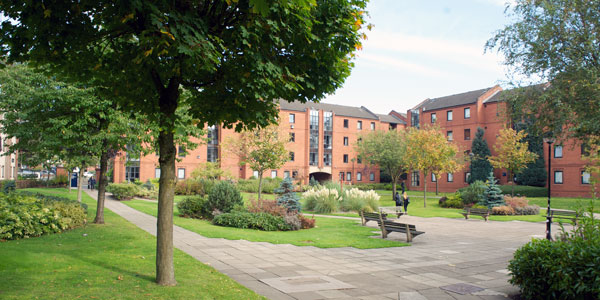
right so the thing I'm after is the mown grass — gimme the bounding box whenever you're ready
[0,188,264,300]
[123,199,407,249]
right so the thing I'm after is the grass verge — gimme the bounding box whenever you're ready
[0,188,264,300]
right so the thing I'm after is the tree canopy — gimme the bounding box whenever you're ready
[487,0,600,141]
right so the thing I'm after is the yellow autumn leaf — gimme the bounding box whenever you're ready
[160,30,175,41]
[143,49,153,57]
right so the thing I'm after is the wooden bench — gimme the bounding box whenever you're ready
[360,211,387,226]
[379,206,405,218]
[461,207,490,221]
[377,220,425,242]
[549,209,579,225]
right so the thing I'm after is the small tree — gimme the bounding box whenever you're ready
[481,172,505,209]
[275,177,301,213]
[191,161,231,180]
[469,127,493,183]
[225,124,288,200]
[489,127,538,196]
[405,125,462,207]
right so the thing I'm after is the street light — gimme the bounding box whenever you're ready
[543,137,555,240]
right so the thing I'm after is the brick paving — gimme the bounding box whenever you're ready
[87,190,543,299]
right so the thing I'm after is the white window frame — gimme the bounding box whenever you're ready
[554,145,563,158]
[582,171,590,184]
[289,113,295,123]
[271,170,277,178]
[177,168,185,179]
[464,107,470,119]
[447,173,454,182]
[357,172,362,181]
[554,171,563,184]
[447,110,453,121]
[155,168,161,178]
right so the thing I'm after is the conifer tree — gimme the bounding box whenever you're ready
[469,128,493,183]
[481,172,505,209]
[515,123,546,187]
[275,177,301,213]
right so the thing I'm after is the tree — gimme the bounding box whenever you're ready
[225,124,289,201]
[0,1,368,285]
[514,122,547,187]
[489,127,538,196]
[191,161,231,180]
[481,172,505,209]
[355,130,409,198]
[469,128,493,183]
[275,177,301,213]
[486,0,600,142]
[405,125,462,207]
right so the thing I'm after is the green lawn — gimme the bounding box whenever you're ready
[0,188,264,300]
[123,199,407,249]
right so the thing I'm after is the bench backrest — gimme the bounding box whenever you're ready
[381,220,416,230]
[363,212,386,220]
[469,208,490,214]
[551,209,578,218]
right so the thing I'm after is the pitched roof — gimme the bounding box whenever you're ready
[377,114,406,124]
[279,100,379,120]
[415,87,495,111]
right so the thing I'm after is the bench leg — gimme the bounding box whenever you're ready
[405,224,412,243]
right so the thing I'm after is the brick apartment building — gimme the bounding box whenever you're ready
[406,85,593,197]
[112,101,407,185]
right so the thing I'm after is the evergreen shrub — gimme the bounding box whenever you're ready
[460,180,486,206]
[275,177,301,212]
[481,172,505,208]
[204,181,243,216]
[106,183,139,200]
[177,196,208,219]
[440,193,463,208]
[212,211,290,231]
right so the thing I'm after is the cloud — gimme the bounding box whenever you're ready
[358,53,451,78]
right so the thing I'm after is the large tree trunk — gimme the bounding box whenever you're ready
[155,76,179,286]
[77,166,83,202]
[423,172,427,208]
[94,148,109,224]
[257,173,263,200]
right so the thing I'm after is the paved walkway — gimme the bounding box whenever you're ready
[86,190,546,300]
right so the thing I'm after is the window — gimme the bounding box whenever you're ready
[339,172,344,181]
[343,119,349,128]
[431,173,436,182]
[343,154,349,163]
[323,153,331,166]
[554,145,563,158]
[271,170,277,178]
[411,171,420,186]
[324,135,332,149]
[253,170,259,178]
[309,152,318,166]
[324,112,333,131]
[370,173,375,181]
[343,137,349,146]
[155,168,161,178]
[289,152,295,161]
[292,171,298,178]
[582,171,591,184]
[284,171,290,178]
[289,113,295,123]
[465,172,471,182]
[289,133,295,142]
[447,110,453,121]
[464,129,471,140]
[370,122,375,130]
[431,113,437,123]
[178,146,186,157]
[177,168,185,179]
[464,107,471,119]
[411,109,420,128]
[357,121,362,130]
[447,173,454,182]
[310,110,319,130]
[554,171,563,184]
[125,165,140,182]
[346,172,352,181]
[447,131,453,141]
[357,172,362,181]
[581,143,590,156]
[357,157,362,164]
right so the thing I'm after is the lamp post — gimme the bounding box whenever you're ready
[543,137,555,240]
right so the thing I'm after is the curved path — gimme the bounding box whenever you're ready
[86,190,546,300]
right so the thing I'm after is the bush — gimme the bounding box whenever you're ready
[299,214,316,229]
[142,179,155,190]
[439,193,463,208]
[204,181,243,216]
[247,198,287,217]
[340,188,380,213]
[283,214,301,230]
[499,185,547,197]
[106,183,139,200]
[460,180,486,207]
[515,205,540,215]
[3,180,16,193]
[236,177,282,194]
[491,205,515,215]
[438,196,448,206]
[504,195,528,209]
[177,196,208,219]
[302,186,340,213]
[509,207,600,299]
[212,211,290,231]
[275,177,301,212]
[174,179,205,195]
[0,193,86,240]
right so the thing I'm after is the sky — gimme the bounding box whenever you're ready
[322,0,513,115]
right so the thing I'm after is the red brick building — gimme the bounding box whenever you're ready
[406,86,593,197]
[113,101,406,185]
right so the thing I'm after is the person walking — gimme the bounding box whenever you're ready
[394,191,402,208]
[87,177,92,189]
[91,177,96,190]
[401,182,410,214]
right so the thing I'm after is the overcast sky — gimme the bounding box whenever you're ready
[322,0,513,115]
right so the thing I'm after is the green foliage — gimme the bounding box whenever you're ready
[141,179,155,190]
[106,183,139,200]
[3,180,16,193]
[191,162,231,180]
[275,177,301,213]
[498,185,547,197]
[340,188,380,213]
[237,178,282,194]
[309,176,319,187]
[205,181,243,216]
[469,127,493,183]
[177,196,208,219]
[460,180,486,206]
[0,193,86,240]
[514,122,547,187]
[514,205,540,215]
[212,211,291,231]
[175,179,208,196]
[354,183,394,191]
[439,193,463,208]
[481,172,505,208]
[302,186,341,213]
[509,205,600,299]
[247,198,287,217]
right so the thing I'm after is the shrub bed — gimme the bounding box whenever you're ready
[0,193,86,240]
[212,211,291,231]
[303,186,340,213]
[439,193,463,208]
[177,196,208,219]
[204,181,243,215]
[106,183,139,200]
[236,178,282,194]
